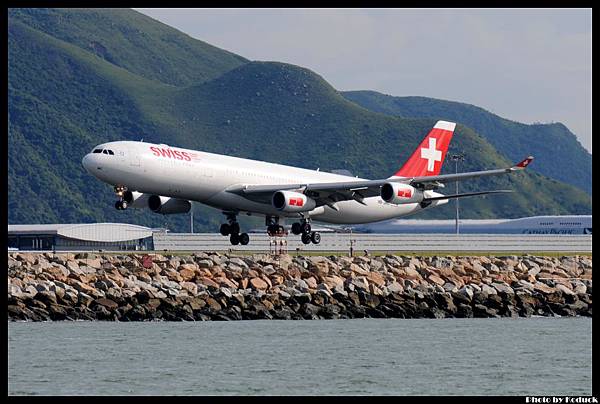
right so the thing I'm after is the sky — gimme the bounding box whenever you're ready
[136,8,592,153]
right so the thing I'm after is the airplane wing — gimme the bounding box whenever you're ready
[226,156,533,206]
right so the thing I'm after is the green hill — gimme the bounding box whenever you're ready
[9,8,248,86]
[342,91,592,195]
[8,8,592,233]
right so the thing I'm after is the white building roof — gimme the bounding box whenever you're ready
[8,223,154,242]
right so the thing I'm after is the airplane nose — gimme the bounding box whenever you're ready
[82,154,93,173]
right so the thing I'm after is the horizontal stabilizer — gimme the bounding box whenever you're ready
[423,189,513,202]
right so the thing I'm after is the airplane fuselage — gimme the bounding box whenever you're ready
[82,141,446,224]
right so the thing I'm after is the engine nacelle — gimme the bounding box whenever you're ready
[272,191,316,212]
[122,191,151,209]
[148,195,191,214]
[380,183,424,205]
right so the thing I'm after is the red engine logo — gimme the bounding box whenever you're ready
[150,146,192,161]
[289,197,304,207]
[397,188,413,198]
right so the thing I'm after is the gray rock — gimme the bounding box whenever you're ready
[197,259,214,268]
[516,280,535,291]
[442,282,458,293]
[492,282,514,295]
[572,282,588,295]
[480,284,498,295]
[278,290,291,299]
[458,285,474,300]
[228,258,248,268]
[78,292,94,307]
[555,284,575,296]
[294,279,310,292]
[154,290,168,299]
[387,282,404,294]
[220,287,233,298]
[351,277,369,291]
[8,284,24,298]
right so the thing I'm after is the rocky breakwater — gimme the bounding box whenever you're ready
[7,252,592,321]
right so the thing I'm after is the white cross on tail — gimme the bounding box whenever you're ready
[420,137,442,172]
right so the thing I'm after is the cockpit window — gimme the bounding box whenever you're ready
[107,150,114,155]
[102,150,109,154]
[93,149,102,153]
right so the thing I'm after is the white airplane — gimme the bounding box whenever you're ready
[82,121,533,245]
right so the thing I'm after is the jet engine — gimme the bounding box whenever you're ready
[122,191,151,209]
[380,183,424,205]
[148,195,192,214]
[272,191,316,212]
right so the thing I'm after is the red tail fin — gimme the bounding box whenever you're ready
[392,120,456,177]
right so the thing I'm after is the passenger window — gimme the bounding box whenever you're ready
[93,149,102,153]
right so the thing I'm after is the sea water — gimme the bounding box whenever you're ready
[8,317,592,395]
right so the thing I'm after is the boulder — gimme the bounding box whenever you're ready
[197,277,220,289]
[178,267,196,282]
[387,282,404,294]
[250,277,269,290]
[304,276,318,289]
[458,285,474,300]
[181,282,198,295]
[228,258,248,268]
[366,272,386,288]
[94,298,119,310]
[555,284,575,296]
[403,267,421,280]
[309,261,330,278]
[533,282,555,294]
[491,282,514,295]
[351,276,369,291]
[214,276,238,289]
[428,274,445,286]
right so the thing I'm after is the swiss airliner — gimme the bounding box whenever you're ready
[82,121,533,245]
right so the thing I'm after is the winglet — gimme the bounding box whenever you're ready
[514,156,534,169]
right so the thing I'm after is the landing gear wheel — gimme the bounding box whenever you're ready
[310,231,321,244]
[239,233,250,245]
[291,222,302,235]
[121,200,128,210]
[220,223,231,236]
[230,222,240,235]
[301,233,312,245]
[115,200,127,210]
[301,222,311,234]
[230,233,240,245]
[277,225,284,234]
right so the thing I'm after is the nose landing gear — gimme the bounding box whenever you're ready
[220,212,249,245]
[114,185,128,210]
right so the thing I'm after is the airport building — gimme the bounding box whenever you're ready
[352,215,592,235]
[7,223,158,251]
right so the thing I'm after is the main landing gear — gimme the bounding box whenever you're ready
[220,212,249,245]
[266,216,285,236]
[292,218,320,245]
[114,185,128,210]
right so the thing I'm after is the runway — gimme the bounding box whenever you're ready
[152,233,592,253]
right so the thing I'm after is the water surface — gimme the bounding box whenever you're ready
[8,318,592,395]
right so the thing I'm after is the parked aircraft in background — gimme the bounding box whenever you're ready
[82,121,533,245]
